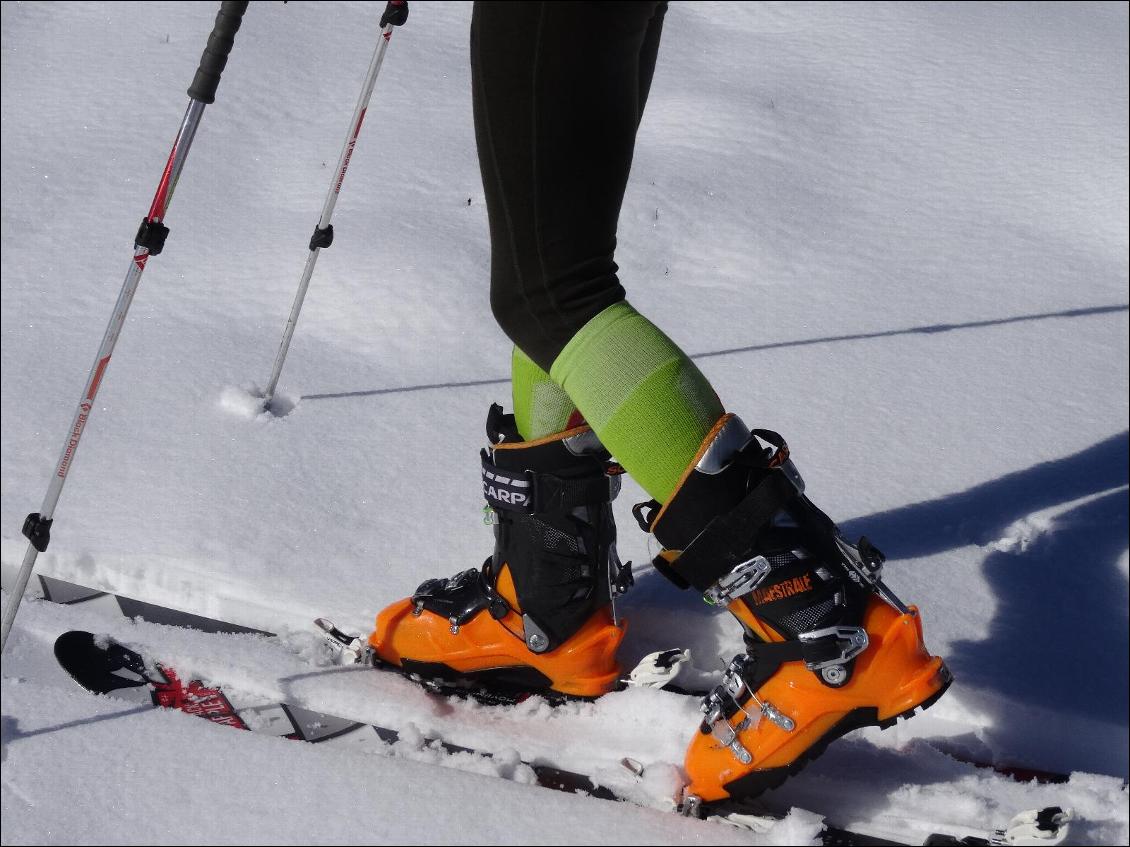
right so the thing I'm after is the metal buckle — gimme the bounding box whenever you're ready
[703,555,772,606]
[721,655,796,732]
[699,653,797,764]
[798,625,869,670]
[700,687,754,765]
[720,654,751,698]
[835,536,911,615]
[606,546,633,627]
[753,694,795,732]
[836,535,883,583]
[609,550,633,598]
[522,614,551,653]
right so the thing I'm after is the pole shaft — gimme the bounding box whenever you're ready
[39,101,204,526]
[2,1,247,654]
[262,23,397,406]
[318,27,395,228]
[1,103,206,652]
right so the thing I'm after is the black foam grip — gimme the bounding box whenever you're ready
[380,0,409,28]
[187,1,248,104]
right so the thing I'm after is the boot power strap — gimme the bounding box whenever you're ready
[670,472,796,593]
[481,452,620,514]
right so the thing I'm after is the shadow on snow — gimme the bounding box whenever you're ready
[299,303,1129,402]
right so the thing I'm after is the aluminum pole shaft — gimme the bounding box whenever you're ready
[262,22,398,408]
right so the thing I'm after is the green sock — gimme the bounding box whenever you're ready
[549,301,724,503]
[511,346,578,440]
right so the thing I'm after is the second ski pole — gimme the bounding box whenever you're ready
[2,1,249,655]
[261,0,409,411]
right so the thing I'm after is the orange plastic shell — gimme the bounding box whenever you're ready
[369,598,625,699]
[685,597,948,802]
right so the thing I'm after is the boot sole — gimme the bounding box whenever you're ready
[719,662,954,803]
[375,655,600,706]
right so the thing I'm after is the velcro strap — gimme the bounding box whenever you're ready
[650,552,690,590]
[673,471,795,592]
[749,637,844,668]
[481,452,617,514]
[738,634,850,691]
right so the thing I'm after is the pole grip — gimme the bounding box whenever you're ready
[187,1,249,104]
[380,1,409,28]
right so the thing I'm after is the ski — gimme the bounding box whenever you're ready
[13,570,1079,789]
[53,629,1073,847]
[8,572,272,635]
[12,569,1085,794]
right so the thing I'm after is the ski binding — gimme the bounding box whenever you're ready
[315,617,371,665]
[625,647,691,689]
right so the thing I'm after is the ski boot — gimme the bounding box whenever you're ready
[634,414,952,804]
[369,404,632,700]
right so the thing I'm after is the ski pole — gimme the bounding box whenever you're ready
[261,0,409,411]
[1,1,249,655]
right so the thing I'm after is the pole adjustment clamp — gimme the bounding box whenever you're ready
[135,218,170,256]
[22,513,53,553]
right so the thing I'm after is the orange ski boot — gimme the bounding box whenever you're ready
[635,414,952,806]
[369,405,631,700]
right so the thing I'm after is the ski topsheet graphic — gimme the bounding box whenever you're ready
[54,630,1074,847]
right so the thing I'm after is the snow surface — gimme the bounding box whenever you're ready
[2,1,1128,843]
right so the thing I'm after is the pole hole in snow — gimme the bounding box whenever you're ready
[219,385,299,420]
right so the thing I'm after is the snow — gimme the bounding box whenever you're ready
[2,0,1128,843]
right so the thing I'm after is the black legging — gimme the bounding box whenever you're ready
[471,1,668,373]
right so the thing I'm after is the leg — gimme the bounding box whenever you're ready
[473,1,948,802]
[473,0,649,363]
[506,1,668,442]
[474,0,723,501]
[372,5,949,788]
[367,1,681,700]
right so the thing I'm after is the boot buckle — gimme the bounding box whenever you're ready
[701,687,754,765]
[836,536,912,614]
[522,614,551,653]
[751,693,796,732]
[798,625,869,670]
[607,550,633,627]
[720,654,796,732]
[703,555,771,606]
[610,557,634,597]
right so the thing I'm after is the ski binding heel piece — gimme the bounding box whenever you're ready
[315,617,371,665]
[625,648,691,689]
[992,806,1073,847]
